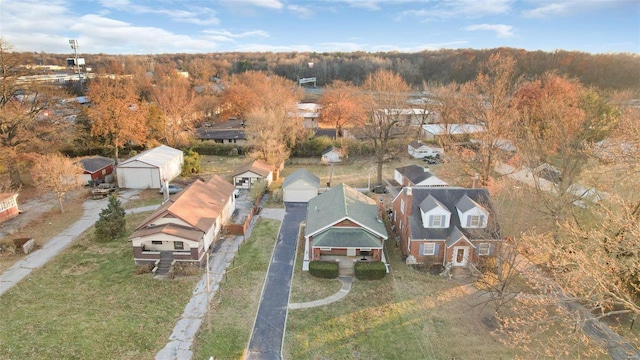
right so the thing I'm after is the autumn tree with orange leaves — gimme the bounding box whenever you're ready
[86,77,149,162]
[318,80,367,138]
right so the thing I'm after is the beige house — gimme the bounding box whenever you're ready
[129,175,235,267]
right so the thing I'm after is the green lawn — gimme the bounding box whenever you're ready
[0,212,198,360]
[191,219,281,360]
[285,238,516,360]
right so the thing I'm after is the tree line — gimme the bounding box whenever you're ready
[22,47,640,91]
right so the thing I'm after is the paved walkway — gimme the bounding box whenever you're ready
[246,203,306,360]
[288,276,353,310]
[155,202,286,360]
[155,233,249,360]
[0,190,146,297]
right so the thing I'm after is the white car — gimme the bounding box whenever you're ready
[160,185,182,195]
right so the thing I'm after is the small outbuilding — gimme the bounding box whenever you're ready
[282,169,320,203]
[76,155,115,185]
[232,160,274,189]
[116,145,183,189]
[321,146,343,164]
[394,165,448,187]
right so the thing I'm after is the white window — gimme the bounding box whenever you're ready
[320,247,332,251]
[400,199,405,214]
[422,243,435,255]
[478,243,491,256]
[469,215,481,227]
[430,215,445,227]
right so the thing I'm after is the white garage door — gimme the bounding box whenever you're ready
[118,167,160,189]
[283,189,316,203]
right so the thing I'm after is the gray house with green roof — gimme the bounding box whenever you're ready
[303,183,388,272]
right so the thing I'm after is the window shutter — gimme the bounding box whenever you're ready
[419,243,425,255]
[429,216,434,227]
[488,243,493,255]
[479,215,485,227]
[434,243,439,256]
[466,215,471,227]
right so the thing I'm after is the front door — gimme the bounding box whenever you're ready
[452,246,468,266]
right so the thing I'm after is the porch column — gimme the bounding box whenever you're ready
[302,236,310,271]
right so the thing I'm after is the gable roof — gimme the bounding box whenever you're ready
[132,178,234,235]
[396,165,438,185]
[305,183,387,239]
[282,169,320,188]
[77,155,114,173]
[321,146,342,156]
[233,160,273,178]
[118,145,182,167]
[419,194,448,213]
[400,187,500,242]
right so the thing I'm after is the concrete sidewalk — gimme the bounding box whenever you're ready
[155,234,247,360]
[288,276,353,310]
[0,190,148,298]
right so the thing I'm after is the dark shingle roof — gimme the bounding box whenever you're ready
[78,155,114,173]
[405,187,501,241]
[396,164,435,184]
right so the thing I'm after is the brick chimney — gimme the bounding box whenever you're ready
[405,187,413,217]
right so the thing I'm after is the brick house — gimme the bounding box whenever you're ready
[392,187,502,268]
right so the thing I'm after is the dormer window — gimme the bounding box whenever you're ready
[469,215,482,227]
[430,215,445,227]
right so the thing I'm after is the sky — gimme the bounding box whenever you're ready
[1,0,639,55]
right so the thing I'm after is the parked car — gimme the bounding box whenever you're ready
[91,183,118,199]
[160,185,182,195]
[423,154,443,164]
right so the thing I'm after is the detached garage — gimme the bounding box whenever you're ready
[116,145,183,189]
[282,169,320,203]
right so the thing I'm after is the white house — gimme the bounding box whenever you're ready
[321,146,343,163]
[394,165,448,187]
[282,169,320,203]
[408,141,444,159]
[293,103,322,129]
[232,160,274,189]
[116,145,183,189]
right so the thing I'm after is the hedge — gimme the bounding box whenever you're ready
[308,261,339,279]
[189,142,245,156]
[354,261,387,280]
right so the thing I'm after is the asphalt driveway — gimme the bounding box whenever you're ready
[246,202,307,360]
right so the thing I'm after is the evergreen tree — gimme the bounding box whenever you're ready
[94,195,126,240]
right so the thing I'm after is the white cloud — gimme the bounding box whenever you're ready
[221,0,284,9]
[398,0,512,20]
[522,0,630,18]
[464,24,514,38]
[288,4,315,18]
[202,29,270,42]
[96,0,220,25]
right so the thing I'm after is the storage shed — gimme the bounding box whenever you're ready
[282,169,320,203]
[116,145,183,189]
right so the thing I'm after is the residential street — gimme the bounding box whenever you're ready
[246,202,307,360]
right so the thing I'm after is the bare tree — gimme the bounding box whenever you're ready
[459,53,520,187]
[318,80,368,138]
[0,39,69,188]
[360,69,411,185]
[30,153,84,213]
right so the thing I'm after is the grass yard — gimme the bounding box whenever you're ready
[0,211,198,360]
[0,191,86,274]
[284,237,516,360]
[191,219,281,360]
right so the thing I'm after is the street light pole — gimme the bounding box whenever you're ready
[69,39,82,85]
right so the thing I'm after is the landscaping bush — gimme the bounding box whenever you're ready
[94,195,126,241]
[308,261,339,279]
[133,263,154,275]
[190,142,245,156]
[354,261,387,280]
[182,149,201,176]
